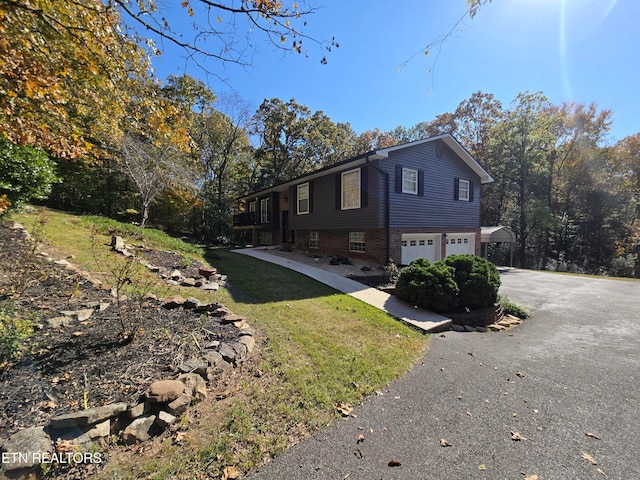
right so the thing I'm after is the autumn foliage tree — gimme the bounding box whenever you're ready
[0,0,154,159]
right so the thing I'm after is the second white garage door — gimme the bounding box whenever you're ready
[445,233,475,256]
[401,234,441,264]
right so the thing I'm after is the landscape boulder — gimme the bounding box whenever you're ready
[49,403,127,429]
[146,380,184,403]
[0,426,53,474]
[122,416,156,444]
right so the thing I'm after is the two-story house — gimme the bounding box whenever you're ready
[233,133,493,265]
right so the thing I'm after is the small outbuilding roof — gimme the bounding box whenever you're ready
[481,226,516,243]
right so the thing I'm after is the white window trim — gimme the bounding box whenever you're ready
[260,198,269,223]
[341,169,361,210]
[349,231,365,252]
[402,167,418,195]
[309,231,319,249]
[297,183,310,215]
[459,179,470,201]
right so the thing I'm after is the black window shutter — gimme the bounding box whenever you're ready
[335,174,341,210]
[469,180,474,202]
[395,165,403,193]
[360,166,368,207]
[418,170,424,196]
[454,177,460,201]
[309,181,314,212]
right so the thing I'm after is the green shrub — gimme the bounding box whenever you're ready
[0,137,59,208]
[0,305,34,361]
[499,295,532,319]
[443,254,501,309]
[395,258,459,313]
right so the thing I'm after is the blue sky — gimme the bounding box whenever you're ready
[149,0,638,144]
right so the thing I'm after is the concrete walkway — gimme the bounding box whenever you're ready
[233,248,451,333]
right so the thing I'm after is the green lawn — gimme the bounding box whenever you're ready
[9,208,428,478]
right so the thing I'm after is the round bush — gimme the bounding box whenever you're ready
[443,254,501,309]
[395,258,459,313]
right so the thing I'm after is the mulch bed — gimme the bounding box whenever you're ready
[0,221,240,442]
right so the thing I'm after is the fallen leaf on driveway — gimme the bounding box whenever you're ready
[354,448,364,459]
[523,475,539,480]
[357,434,364,443]
[515,371,525,378]
[335,402,353,416]
[440,438,452,447]
[586,432,600,440]
[388,460,401,467]
[511,431,526,441]
[581,452,598,465]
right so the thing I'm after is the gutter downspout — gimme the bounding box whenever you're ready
[366,156,391,264]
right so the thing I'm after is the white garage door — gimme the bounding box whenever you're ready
[446,233,475,256]
[401,234,441,264]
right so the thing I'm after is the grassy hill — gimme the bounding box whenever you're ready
[5,208,428,479]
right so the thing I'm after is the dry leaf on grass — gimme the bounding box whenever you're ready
[173,431,187,444]
[222,465,240,480]
[336,402,353,416]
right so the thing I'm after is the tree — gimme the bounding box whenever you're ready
[611,133,640,275]
[0,1,331,160]
[0,0,152,158]
[0,137,59,208]
[355,128,398,153]
[115,0,337,68]
[120,135,197,227]
[197,96,252,241]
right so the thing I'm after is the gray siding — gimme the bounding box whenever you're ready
[289,165,385,230]
[378,140,482,229]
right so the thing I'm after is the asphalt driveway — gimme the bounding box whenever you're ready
[248,269,640,480]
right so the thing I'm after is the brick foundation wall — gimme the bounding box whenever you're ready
[293,229,387,265]
[292,227,482,266]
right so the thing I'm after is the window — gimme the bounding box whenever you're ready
[297,183,309,215]
[341,169,361,210]
[349,231,365,252]
[427,239,434,246]
[309,231,319,249]
[402,168,418,194]
[458,179,470,201]
[248,200,257,223]
[260,198,269,223]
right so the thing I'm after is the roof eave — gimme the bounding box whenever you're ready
[375,133,494,184]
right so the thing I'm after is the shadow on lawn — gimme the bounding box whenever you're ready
[204,248,337,305]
